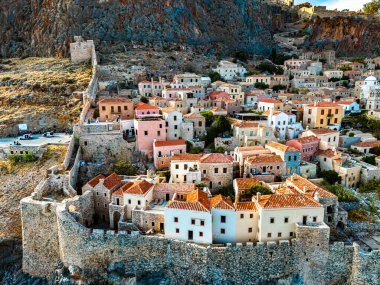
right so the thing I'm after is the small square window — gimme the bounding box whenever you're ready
[221,216,226,223]
[176,228,180,233]
[270,218,275,224]
[174,217,178,223]
[191,219,195,225]
[290,232,294,237]
[248,227,252,233]
[199,232,203,237]
[284,217,289,223]
[250,214,253,219]
[221,228,225,234]
[313,216,317,222]
[137,200,141,205]
[200,220,205,226]
[128,199,131,204]
[240,214,244,219]
[278,232,282,237]
[267,233,272,238]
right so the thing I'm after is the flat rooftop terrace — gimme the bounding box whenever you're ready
[0,133,71,148]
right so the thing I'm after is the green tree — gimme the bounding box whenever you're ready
[338,66,352,72]
[216,185,235,201]
[240,185,273,202]
[320,170,340,184]
[214,116,231,134]
[200,110,214,127]
[112,161,138,176]
[189,146,203,154]
[140,96,149,103]
[363,0,380,13]
[362,155,376,165]
[254,82,269,89]
[321,181,358,202]
[208,71,222,83]
[272,84,287,92]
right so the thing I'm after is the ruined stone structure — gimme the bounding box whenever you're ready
[70,36,95,64]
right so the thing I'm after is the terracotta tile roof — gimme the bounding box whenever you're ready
[166,189,210,212]
[210,195,235,210]
[99,97,132,104]
[207,91,231,100]
[286,174,336,199]
[87,174,105,187]
[352,141,380,148]
[315,149,339,158]
[210,107,226,112]
[235,202,257,211]
[135,102,160,110]
[248,155,284,164]
[153,183,196,193]
[232,121,259,128]
[103,173,123,190]
[256,194,321,208]
[184,113,204,119]
[171,153,203,161]
[275,186,300,195]
[235,178,260,190]
[154,139,186,147]
[200,153,233,164]
[336,101,356,105]
[295,136,320,144]
[266,141,299,153]
[119,180,154,195]
[259,99,282,104]
[236,146,266,152]
[161,107,177,113]
[306,102,340,107]
[309,128,339,135]
[262,110,283,116]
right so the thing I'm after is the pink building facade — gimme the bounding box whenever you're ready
[286,136,320,162]
[134,118,167,158]
[153,139,187,170]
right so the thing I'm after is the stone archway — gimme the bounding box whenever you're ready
[113,211,121,231]
[337,221,345,230]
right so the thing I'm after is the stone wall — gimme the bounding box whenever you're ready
[21,200,380,284]
[132,209,165,232]
[21,197,61,277]
[79,132,134,163]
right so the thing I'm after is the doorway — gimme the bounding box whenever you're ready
[188,230,193,240]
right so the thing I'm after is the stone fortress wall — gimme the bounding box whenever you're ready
[20,186,379,285]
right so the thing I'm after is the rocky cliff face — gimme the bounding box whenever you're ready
[0,0,295,58]
[307,15,380,56]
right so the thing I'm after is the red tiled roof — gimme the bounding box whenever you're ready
[286,174,336,199]
[352,141,380,148]
[309,128,339,135]
[103,173,123,190]
[171,154,203,161]
[266,141,299,153]
[306,102,340,107]
[135,102,159,110]
[259,99,282,104]
[210,195,235,210]
[87,174,105,187]
[232,121,259,128]
[235,202,257,211]
[315,149,338,158]
[235,178,260,190]
[166,189,210,212]
[119,180,154,195]
[295,136,320,144]
[200,153,233,164]
[98,97,132,104]
[248,155,284,164]
[256,194,321,208]
[154,139,186,147]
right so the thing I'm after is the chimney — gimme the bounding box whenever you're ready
[256,192,261,202]
[314,101,317,107]
[314,191,320,202]
[290,175,294,182]
[303,186,307,193]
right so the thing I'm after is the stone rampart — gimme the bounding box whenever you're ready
[350,243,380,285]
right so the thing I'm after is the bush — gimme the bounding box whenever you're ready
[348,132,355,137]
[256,62,284,75]
[362,155,376,166]
[272,84,287,92]
[216,185,235,201]
[140,96,149,103]
[189,147,203,154]
[8,153,38,164]
[320,170,340,184]
[112,161,138,176]
[348,210,374,222]
[359,179,380,197]
[208,71,222,83]
[200,110,214,127]
[321,182,358,202]
[254,82,269,89]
